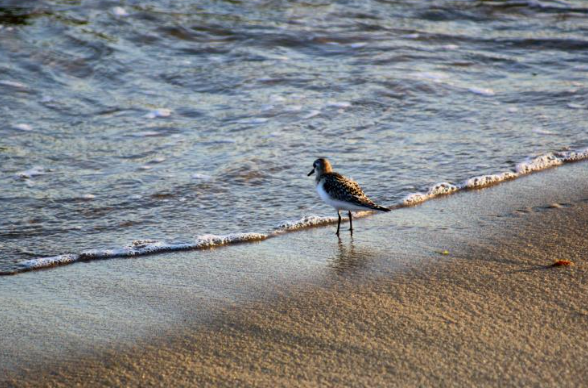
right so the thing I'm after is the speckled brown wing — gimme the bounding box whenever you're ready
[322,173,381,210]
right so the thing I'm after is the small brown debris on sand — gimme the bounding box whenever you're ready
[551,260,574,267]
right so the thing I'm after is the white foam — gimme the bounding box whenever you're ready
[302,110,321,119]
[16,166,46,179]
[133,131,161,137]
[557,147,588,162]
[270,95,286,103]
[12,233,269,274]
[14,123,33,131]
[402,192,430,206]
[112,6,129,17]
[532,127,556,135]
[429,182,459,196]
[276,215,338,231]
[442,44,459,50]
[403,182,459,206]
[413,72,449,82]
[264,54,289,61]
[237,118,269,125]
[516,153,563,174]
[468,87,495,96]
[18,254,80,270]
[10,146,588,275]
[462,172,518,189]
[78,234,267,259]
[193,233,268,247]
[0,80,27,89]
[145,108,172,119]
[404,148,588,207]
[192,173,213,181]
[285,105,303,112]
[325,101,352,109]
[567,103,583,109]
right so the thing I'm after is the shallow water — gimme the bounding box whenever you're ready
[1,0,588,272]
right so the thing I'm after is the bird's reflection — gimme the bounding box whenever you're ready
[327,236,378,276]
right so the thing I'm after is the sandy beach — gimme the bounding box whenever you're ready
[3,162,588,387]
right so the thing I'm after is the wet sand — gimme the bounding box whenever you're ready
[3,162,588,387]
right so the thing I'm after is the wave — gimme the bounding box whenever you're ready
[3,147,588,276]
[402,147,588,206]
[274,212,374,232]
[4,234,268,275]
[275,215,339,231]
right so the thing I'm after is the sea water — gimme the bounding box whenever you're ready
[1,0,588,274]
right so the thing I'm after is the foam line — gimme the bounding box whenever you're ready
[9,234,268,274]
[5,147,588,275]
[403,147,588,206]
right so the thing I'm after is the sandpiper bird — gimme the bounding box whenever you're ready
[308,158,390,235]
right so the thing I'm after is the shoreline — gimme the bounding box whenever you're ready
[4,147,588,277]
[2,161,588,387]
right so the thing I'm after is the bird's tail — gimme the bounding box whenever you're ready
[369,204,391,212]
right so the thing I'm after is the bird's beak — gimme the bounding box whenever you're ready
[307,168,315,177]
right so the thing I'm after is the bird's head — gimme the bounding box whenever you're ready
[307,158,333,179]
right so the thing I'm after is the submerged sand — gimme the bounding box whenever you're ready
[3,162,588,387]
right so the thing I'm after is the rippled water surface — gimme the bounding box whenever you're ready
[2,0,588,271]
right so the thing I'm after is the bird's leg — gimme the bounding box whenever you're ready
[336,211,341,236]
[348,211,353,233]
